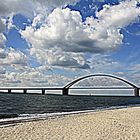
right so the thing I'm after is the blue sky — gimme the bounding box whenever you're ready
[0,0,140,87]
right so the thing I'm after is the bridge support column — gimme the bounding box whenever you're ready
[23,89,27,94]
[8,89,11,93]
[42,89,45,95]
[62,88,69,95]
[134,88,139,97]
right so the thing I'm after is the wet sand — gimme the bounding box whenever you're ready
[0,107,140,140]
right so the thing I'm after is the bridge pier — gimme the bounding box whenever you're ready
[42,89,45,95]
[23,89,27,94]
[62,88,69,95]
[134,88,139,97]
[8,89,11,93]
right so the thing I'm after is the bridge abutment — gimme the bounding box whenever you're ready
[134,88,139,97]
[62,88,69,95]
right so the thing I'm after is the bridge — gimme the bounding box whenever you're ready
[62,74,139,96]
[0,74,139,96]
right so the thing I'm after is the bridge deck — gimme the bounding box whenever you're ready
[0,87,139,96]
[0,87,63,90]
[70,87,134,89]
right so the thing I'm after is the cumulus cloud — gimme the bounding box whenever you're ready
[0,0,79,17]
[0,33,6,48]
[0,68,74,87]
[89,54,121,72]
[0,48,28,66]
[0,0,80,64]
[0,46,29,87]
[0,0,140,87]
[0,19,6,56]
[21,0,140,68]
[34,0,79,7]
[33,0,79,13]
[47,50,90,69]
[0,33,6,59]
[0,19,6,32]
[0,0,82,87]
[21,8,91,68]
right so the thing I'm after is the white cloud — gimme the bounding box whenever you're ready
[126,64,140,86]
[0,0,34,17]
[0,68,74,87]
[6,15,16,30]
[89,54,121,72]
[32,0,79,16]
[32,14,44,27]
[19,73,73,87]
[34,0,79,10]
[0,0,81,69]
[0,0,79,17]
[96,1,140,28]
[0,46,30,86]
[0,33,6,48]
[21,1,140,68]
[0,19,6,32]
[0,48,28,66]
[47,50,90,69]
[0,0,140,87]
[21,8,91,68]
[0,0,83,87]
[34,0,79,7]
[0,33,6,59]
[85,0,140,50]
[0,61,139,87]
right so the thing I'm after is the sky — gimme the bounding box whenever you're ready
[0,0,140,87]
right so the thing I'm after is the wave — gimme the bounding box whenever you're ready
[0,104,140,127]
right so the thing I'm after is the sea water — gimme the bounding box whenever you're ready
[0,93,140,120]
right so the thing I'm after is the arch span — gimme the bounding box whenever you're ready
[62,74,139,96]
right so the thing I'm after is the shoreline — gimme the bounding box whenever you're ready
[0,104,140,127]
[0,106,140,140]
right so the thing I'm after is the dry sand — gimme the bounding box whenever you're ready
[0,107,140,140]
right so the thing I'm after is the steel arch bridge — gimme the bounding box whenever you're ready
[0,74,139,96]
[62,74,139,96]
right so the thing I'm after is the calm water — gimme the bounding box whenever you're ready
[0,93,140,119]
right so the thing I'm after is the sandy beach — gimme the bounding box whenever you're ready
[0,107,140,140]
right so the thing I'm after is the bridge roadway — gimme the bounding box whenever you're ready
[0,87,63,95]
[0,87,139,96]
